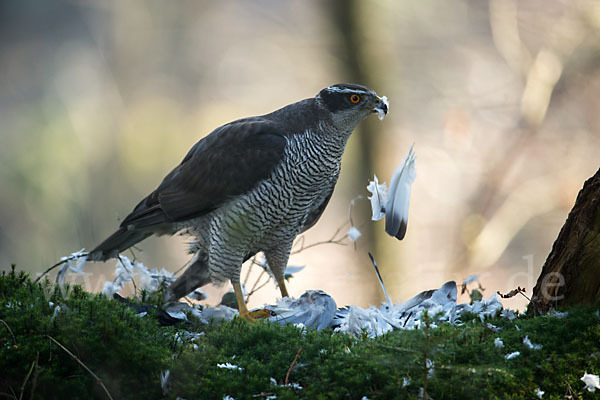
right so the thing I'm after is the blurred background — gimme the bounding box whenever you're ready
[1,0,599,311]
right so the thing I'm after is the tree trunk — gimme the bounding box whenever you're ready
[528,168,600,313]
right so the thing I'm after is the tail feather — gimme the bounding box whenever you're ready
[164,253,211,302]
[88,227,152,261]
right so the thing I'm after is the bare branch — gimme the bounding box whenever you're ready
[284,348,302,386]
[0,319,17,346]
[497,287,530,301]
[246,269,267,303]
[34,252,89,284]
[117,255,137,296]
[46,335,114,400]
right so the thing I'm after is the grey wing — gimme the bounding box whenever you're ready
[119,118,287,230]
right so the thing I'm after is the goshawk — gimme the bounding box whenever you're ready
[89,83,388,319]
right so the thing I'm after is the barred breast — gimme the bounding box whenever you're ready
[183,128,348,284]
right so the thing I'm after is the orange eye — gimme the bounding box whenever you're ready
[350,94,360,103]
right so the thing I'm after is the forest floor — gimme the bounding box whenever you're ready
[1,267,599,400]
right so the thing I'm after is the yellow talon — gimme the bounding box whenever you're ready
[249,308,273,319]
[233,282,255,322]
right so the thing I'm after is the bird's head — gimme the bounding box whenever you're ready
[317,83,389,131]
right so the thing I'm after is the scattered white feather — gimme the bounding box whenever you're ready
[494,338,504,348]
[462,274,479,285]
[426,359,435,378]
[285,383,303,390]
[266,290,336,331]
[99,255,177,297]
[217,363,243,372]
[196,305,238,324]
[160,370,170,395]
[547,310,568,318]
[500,309,517,320]
[505,351,520,360]
[50,305,62,323]
[223,396,235,400]
[284,265,305,275]
[366,175,388,221]
[346,227,362,242]
[269,378,302,390]
[535,388,544,398]
[101,281,118,297]
[486,323,501,332]
[56,249,88,286]
[402,376,411,388]
[367,146,418,240]
[523,336,542,350]
[335,306,394,338]
[294,322,307,332]
[384,145,416,240]
[262,280,514,338]
[376,96,389,120]
[468,293,504,322]
[581,372,600,392]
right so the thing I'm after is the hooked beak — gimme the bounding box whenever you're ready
[373,96,389,120]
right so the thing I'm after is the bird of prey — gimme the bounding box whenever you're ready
[88,83,389,320]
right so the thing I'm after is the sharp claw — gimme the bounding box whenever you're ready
[238,311,256,322]
[249,308,272,319]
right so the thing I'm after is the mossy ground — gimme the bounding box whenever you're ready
[1,267,599,400]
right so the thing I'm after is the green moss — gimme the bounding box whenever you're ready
[1,268,599,399]
[0,268,174,399]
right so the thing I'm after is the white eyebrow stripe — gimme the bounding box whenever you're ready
[325,86,370,95]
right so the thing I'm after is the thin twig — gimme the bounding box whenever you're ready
[127,246,139,262]
[245,278,271,302]
[28,352,39,400]
[173,256,194,276]
[290,236,348,255]
[347,195,362,229]
[290,222,349,255]
[0,319,17,346]
[284,348,302,386]
[117,255,137,296]
[246,269,267,303]
[18,356,35,400]
[35,252,90,284]
[0,391,16,400]
[46,335,114,400]
[497,287,531,302]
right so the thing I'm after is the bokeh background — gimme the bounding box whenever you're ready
[1,0,599,310]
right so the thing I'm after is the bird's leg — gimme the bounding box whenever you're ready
[265,242,293,299]
[232,282,255,322]
[277,278,290,298]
